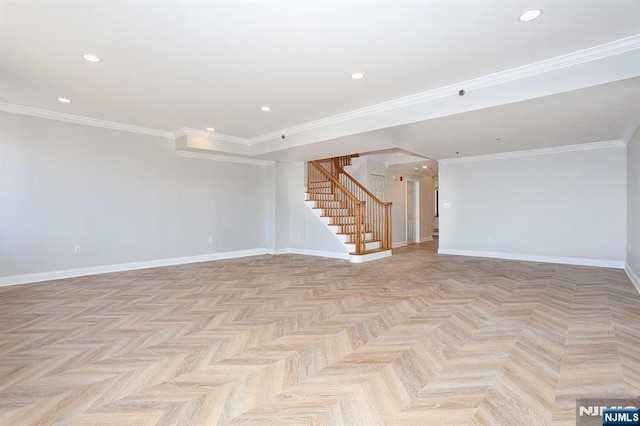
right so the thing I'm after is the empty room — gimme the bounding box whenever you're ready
[1,1,639,424]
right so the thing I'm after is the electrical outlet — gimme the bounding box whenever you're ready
[74,245,82,254]
[629,243,632,252]
[487,234,493,241]
[208,236,214,244]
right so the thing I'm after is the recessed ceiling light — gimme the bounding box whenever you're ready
[351,72,365,80]
[261,106,271,112]
[422,165,428,169]
[519,9,542,22]
[206,127,215,132]
[82,54,101,63]
[57,97,71,103]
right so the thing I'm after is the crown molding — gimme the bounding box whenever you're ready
[463,33,640,92]
[438,140,625,164]
[173,127,250,145]
[176,150,274,166]
[248,34,640,145]
[2,35,638,147]
[0,102,174,139]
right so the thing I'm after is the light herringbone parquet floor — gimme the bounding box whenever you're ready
[1,241,639,425]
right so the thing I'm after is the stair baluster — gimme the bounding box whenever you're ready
[306,155,392,256]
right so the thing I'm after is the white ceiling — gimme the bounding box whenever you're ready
[354,77,640,160]
[1,0,639,162]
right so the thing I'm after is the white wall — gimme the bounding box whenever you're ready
[263,164,276,250]
[0,112,270,282]
[275,162,300,250]
[439,144,627,267]
[344,156,368,184]
[627,127,640,289]
[365,160,387,190]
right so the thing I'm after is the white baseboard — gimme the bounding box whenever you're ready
[305,249,350,260]
[437,248,625,269]
[0,248,269,288]
[392,241,408,249]
[270,248,297,255]
[350,250,392,263]
[272,248,350,260]
[625,262,640,294]
[420,236,434,243]
[0,246,355,288]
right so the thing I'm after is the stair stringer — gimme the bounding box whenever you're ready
[304,198,392,263]
[302,200,351,258]
[304,199,353,246]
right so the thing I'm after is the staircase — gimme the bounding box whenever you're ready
[305,155,392,263]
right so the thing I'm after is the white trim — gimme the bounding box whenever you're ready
[173,127,250,145]
[350,250,392,263]
[438,140,624,164]
[0,249,270,288]
[306,249,351,260]
[625,262,640,294]
[176,150,274,166]
[437,248,625,269]
[272,248,296,255]
[272,248,350,260]
[392,241,408,249]
[420,236,434,243]
[248,35,640,145]
[0,102,174,139]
